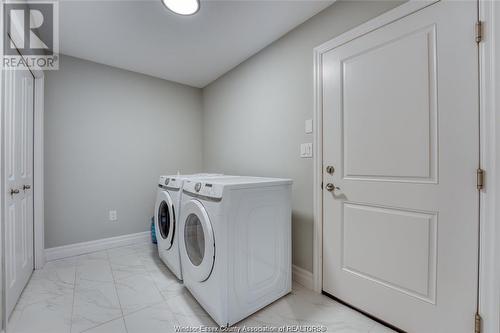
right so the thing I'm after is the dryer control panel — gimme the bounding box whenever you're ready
[183,180,223,199]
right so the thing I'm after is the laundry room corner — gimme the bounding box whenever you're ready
[43,55,204,250]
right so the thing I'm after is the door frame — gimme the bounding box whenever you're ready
[312,0,499,332]
[32,70,45,271]
[477,1,500,332]
[0,53,45,332]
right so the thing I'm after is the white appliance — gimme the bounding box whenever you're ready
[179,176,292,326]
[154,174,223,280]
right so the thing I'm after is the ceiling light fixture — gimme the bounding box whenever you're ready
[161,0,200,16]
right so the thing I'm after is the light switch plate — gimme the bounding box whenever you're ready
[300,143,313,158]
[109,210,118,222]
[305,119,313,134]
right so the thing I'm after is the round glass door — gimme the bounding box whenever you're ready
[184,214,205,266]
[155,191,175,250]
[158,201,170,239]
[181,200,215,282]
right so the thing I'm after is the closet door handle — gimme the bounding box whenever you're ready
[325,183,340,192]
[23,184,31,190]
[10,188,20,196]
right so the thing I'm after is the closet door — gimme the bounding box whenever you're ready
[4,67,35,317]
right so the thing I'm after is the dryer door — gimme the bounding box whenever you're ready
[181,200,215,282]
[155,190,175,250]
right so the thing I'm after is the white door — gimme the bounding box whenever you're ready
[4,68,35,316]
[321,1,479,332]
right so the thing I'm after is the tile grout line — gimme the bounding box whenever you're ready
[127,244,181,323]
[138,247,170,302]
[137,245,212,327]
[78,316,124,333]
[115,243,176,329]
[69,258,79,333]
[99,245,166,321]
[106,249,129,333]
[138,244,185,328]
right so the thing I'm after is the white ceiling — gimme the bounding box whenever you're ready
[58,0,334,87]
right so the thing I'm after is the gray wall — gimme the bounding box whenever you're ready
[45,55,203,248]
[202,1,403,272]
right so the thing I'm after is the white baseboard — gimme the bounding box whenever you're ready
[292,264,314,290]
[45,231,151,262]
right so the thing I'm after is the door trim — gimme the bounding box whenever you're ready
[33,71,44,271]
[478,1,500,333]
[313,1,499,332]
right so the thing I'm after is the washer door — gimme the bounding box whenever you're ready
[181,200,215,282]
[154,191,175,250]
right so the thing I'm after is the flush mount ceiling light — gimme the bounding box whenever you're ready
[162,0,200,16]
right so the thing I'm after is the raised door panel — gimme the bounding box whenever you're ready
[342,202,437,303]
[342,26,437,183]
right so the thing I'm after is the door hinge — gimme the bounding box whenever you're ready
[475,313,482,333]
[476,21,484,43]
[477,168,485,190]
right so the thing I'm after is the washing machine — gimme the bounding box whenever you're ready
[154,174,223,280]
[178,176,292,326]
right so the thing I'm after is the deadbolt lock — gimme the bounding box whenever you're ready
[326,166,335,174]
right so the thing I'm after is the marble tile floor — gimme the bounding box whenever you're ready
[8,243,394,333]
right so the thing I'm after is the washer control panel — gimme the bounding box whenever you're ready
[158,176,182,189]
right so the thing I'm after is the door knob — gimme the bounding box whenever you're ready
[23,184,31,190]
[10,188,20,195]
[325,183,340,192]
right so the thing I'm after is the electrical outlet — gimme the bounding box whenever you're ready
[109,210,118,222]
